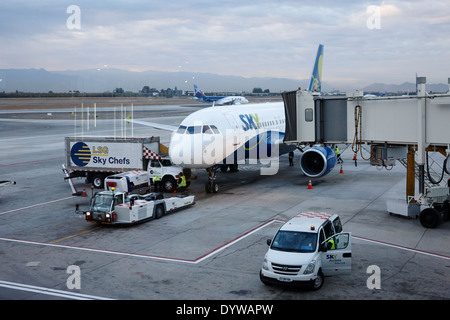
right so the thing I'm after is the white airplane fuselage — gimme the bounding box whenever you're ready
[169,102,286,169]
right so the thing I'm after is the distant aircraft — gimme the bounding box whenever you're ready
[363,91,386,99]
[194,84,249,105]
[130,44,334,193]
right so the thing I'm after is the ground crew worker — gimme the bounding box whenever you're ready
[153,175,161,192]
[289,151,294,166]
[335,146,343,164]
[178,172,187,194]
[327,237,335,250]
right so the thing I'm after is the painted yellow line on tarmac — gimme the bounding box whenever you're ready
[50,226,102,244]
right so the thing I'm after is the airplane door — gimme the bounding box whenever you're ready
[225,113,239,130]
[224,113,242,147]
[321,232,352,276]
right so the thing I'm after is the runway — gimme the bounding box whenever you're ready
[1,100,449,301]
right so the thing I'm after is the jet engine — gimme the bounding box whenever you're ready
[299,146,336,178]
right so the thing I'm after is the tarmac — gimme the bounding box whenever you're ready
[0,99,449,303]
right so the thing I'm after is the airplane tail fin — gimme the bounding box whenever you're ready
[194,84,206,99]
[308,44,324,92]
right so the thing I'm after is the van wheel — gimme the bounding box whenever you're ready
[155,205,164,219]
[311,270,324,290]
[259,271,272,286]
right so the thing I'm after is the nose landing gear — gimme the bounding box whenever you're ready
[205,166,219,193]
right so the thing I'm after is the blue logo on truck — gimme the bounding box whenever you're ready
[71,142,91,167]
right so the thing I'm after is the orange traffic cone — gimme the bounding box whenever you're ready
[82,186,87,197]
[307,179,313,189]
[340,164,344,174]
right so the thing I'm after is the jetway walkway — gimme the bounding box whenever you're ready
[282,77,450,227]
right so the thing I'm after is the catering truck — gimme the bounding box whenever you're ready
[260,212,352,290]
[64,136,186,191]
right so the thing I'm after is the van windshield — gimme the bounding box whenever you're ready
[271,231,317,253]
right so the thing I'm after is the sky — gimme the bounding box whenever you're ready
[1,0,450,90]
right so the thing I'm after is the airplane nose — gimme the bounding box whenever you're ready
[169,132,222,168]
[169,133,205,168]
[169,133,188,166]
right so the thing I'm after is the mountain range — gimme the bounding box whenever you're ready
[0,68,308,94]
[0,68,448,94]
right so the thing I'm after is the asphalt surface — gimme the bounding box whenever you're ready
[1,101,449,305]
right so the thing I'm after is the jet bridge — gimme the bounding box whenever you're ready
[283,77,450,227]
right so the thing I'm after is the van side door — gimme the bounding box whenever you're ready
[321,232,352,276]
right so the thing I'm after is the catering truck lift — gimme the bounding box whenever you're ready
[282,77,450,228]
[63,136,188,192]
[76,189,195,225]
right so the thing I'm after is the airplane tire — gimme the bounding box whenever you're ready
[205,182,219,193]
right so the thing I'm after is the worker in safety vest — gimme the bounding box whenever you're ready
[327,237,335,250]
[335,146,343,164]
[153,175,162,192]
[177,172,187,194]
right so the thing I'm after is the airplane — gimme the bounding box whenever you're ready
[194,84,249,105]
[364,91,386,99]
[130,44,336,193]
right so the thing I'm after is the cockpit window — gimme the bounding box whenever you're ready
[176,125,186,134]
[210,125,220,134]
[186,126,196,134]
[203,125,213,134]
[181,125,220,135]
[185,126,193,134]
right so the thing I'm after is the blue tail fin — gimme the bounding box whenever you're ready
[308,44,324,92]
[194,84,205,99]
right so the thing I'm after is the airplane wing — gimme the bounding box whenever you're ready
[126,119,178,132]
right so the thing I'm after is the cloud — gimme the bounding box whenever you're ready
[1,0,449,89]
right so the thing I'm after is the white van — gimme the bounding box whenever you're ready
[260,212,352,290]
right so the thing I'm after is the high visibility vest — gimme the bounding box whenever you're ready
[178,175,186,187]
[327,238,335,250]
[154,176,161,182]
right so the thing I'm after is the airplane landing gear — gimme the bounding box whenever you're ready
[205,167,219,193]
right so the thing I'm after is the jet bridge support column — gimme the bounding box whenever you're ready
[406,146,416,202]
[416,77,427,195]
